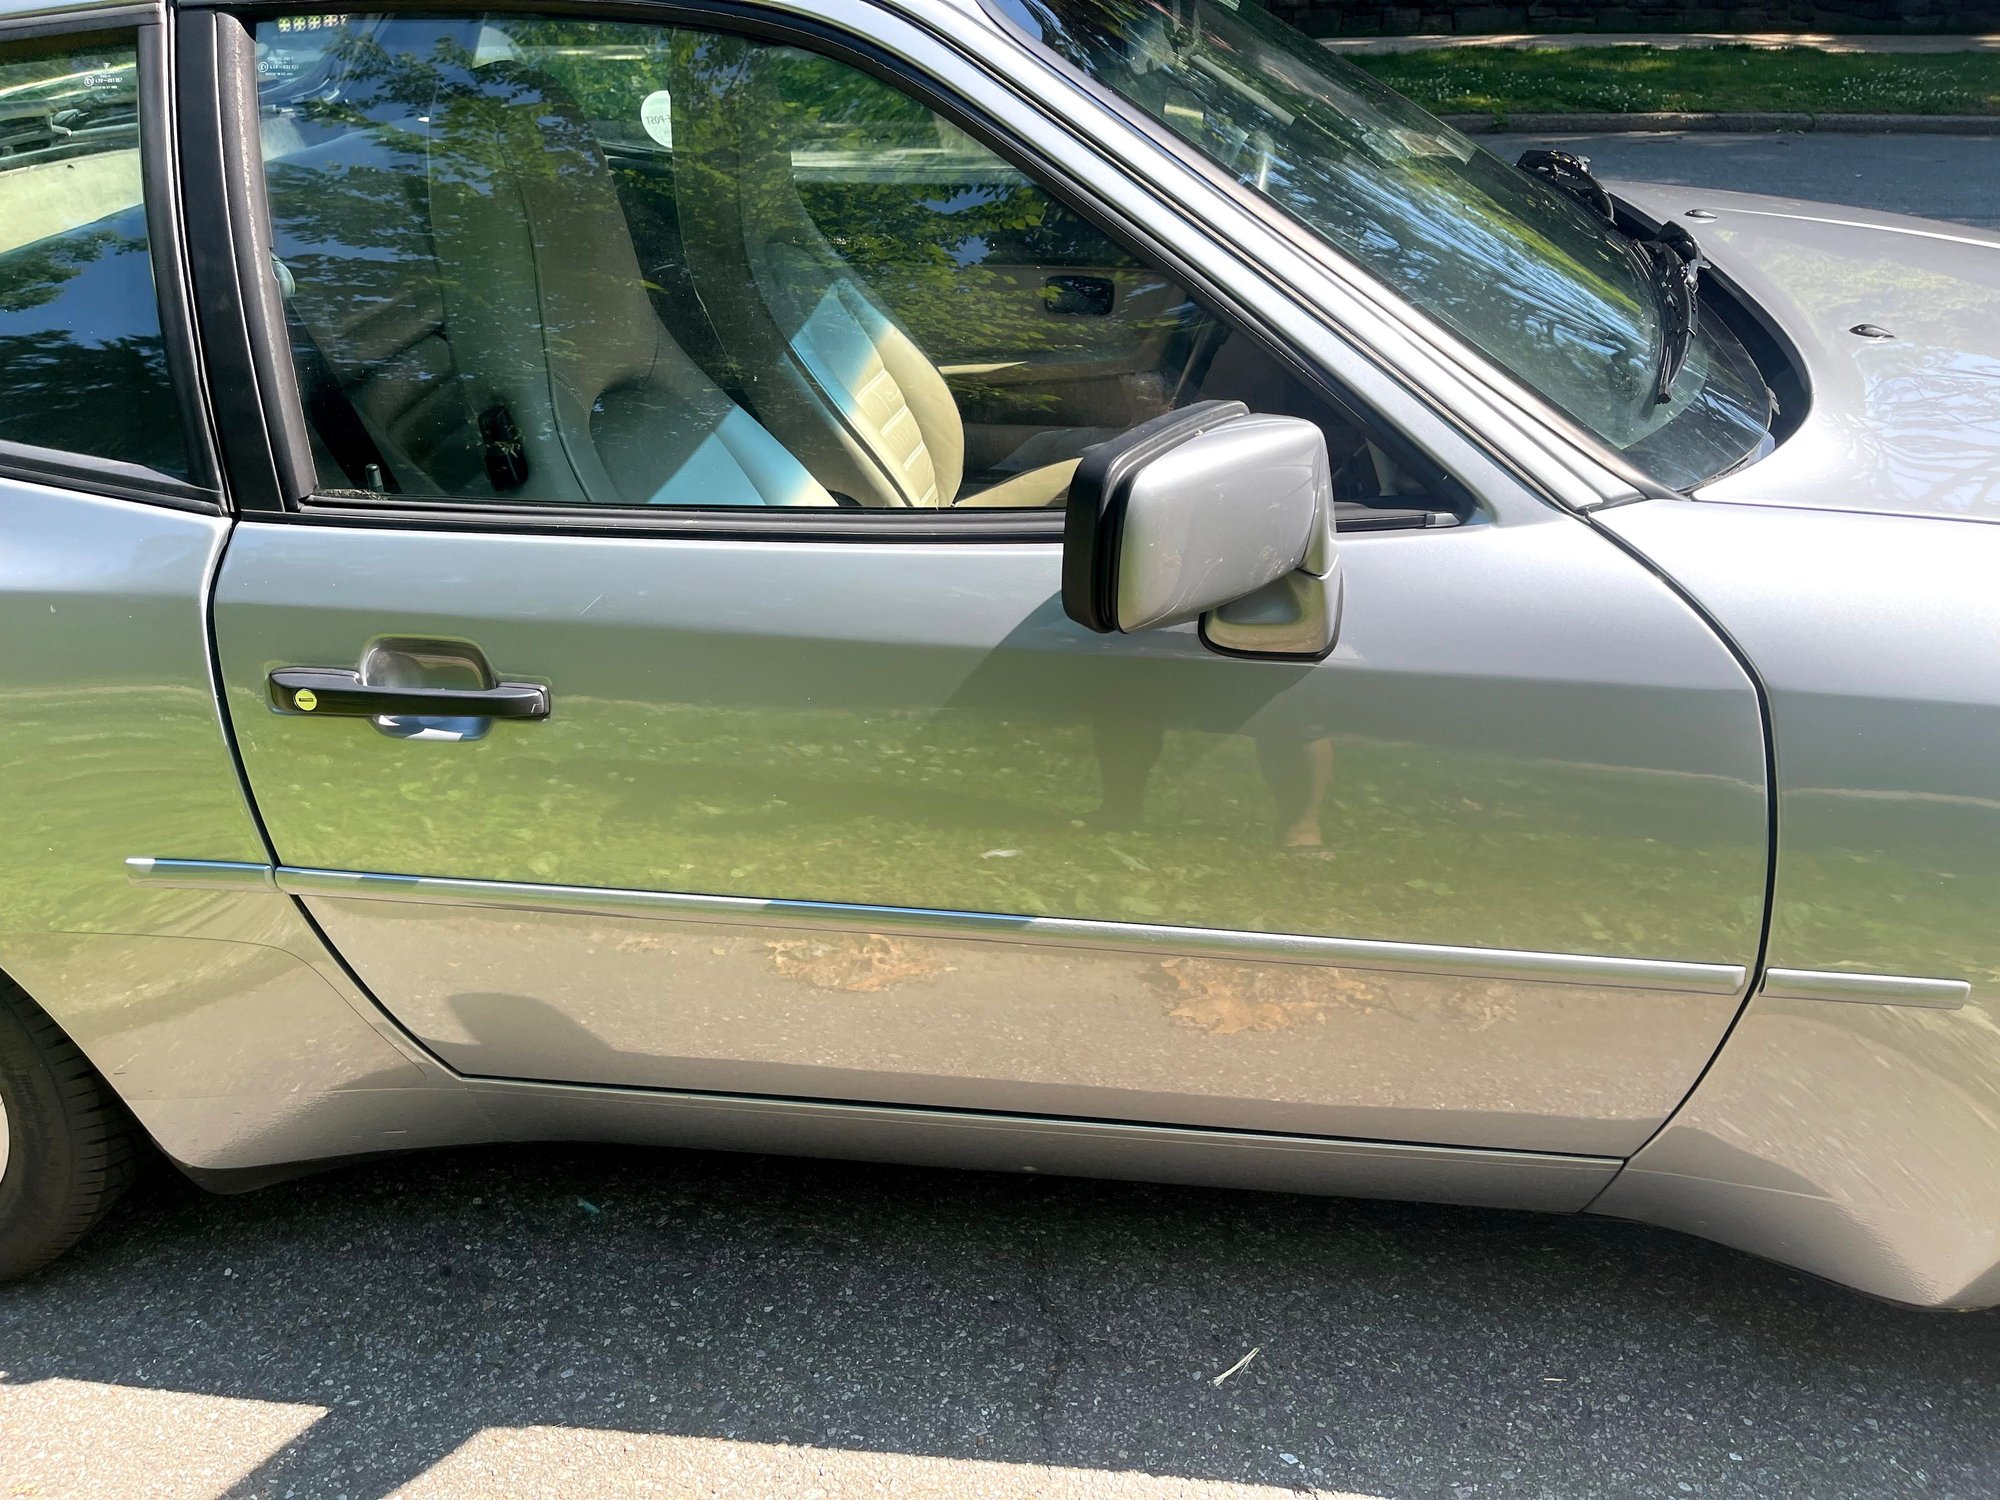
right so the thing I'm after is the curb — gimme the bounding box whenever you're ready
[1443,111,2000,134]
[1322,32,2000,55]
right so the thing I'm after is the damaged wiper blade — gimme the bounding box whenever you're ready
[1512,151,1704,406]
[1512,149,1708,403]
[1515,149,1614,221]
[1634,221,1706,405]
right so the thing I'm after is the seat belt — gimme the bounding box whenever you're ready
[273,256,399,493]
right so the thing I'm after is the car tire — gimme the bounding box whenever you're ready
[0,976,141,1281]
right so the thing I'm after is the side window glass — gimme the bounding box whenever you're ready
[255,14,1428,512]
[0,31,188,476]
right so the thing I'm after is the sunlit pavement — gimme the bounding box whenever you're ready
[0,1147,1994,1499]
[1492,131,2000,230]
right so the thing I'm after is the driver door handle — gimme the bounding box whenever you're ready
[268,667,550,720]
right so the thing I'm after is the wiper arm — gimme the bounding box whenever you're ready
[1634,221,1706,405]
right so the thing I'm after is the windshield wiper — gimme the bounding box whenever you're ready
[1634,222,1706,404]
[1514,150,1707,404]
[1516,149,1613,221]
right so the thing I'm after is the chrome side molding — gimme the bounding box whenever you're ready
[1759,967,1970,1011]
[269,863,1749,994]
[124,857,277,891]
[128,858,1972,1009]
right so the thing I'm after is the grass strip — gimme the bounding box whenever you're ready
[1346,45,2000,120]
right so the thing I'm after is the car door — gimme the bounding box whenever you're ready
[190,4,1768,1160]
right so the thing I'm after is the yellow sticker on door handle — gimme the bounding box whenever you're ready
[294,688,318,713]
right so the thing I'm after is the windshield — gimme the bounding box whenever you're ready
[989,0,1772,489]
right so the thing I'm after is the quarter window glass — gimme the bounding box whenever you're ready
[0,32,187,475]
[255,14,1430,511]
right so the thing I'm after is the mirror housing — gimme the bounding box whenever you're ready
[1062,401,1340,659]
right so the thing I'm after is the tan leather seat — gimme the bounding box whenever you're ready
[669,37,1077,510]
[419,59,836,508]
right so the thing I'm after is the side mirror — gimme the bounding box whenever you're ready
[1062,401,1341,659]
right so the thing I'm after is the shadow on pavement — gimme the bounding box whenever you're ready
[1,1144,1995,1497]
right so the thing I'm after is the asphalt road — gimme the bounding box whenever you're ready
[1,1147,1996,1498]
[1490,131,2000,229]
[4,135,2000,1500]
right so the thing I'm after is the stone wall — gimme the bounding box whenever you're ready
[1272,0,2000,36]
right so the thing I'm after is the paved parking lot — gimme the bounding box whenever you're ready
[1,1146,1996,1498]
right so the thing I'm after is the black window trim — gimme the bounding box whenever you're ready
[144,3,229,500]
[181,0,1472,542]
[0,436,218,511]
[177,6,305,513]
[0,8,224,512]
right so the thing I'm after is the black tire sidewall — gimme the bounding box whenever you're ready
[0,995,90,1273]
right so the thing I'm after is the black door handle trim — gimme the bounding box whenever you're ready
[269,667,550,720]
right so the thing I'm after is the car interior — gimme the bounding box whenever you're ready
[250,15,1457,522]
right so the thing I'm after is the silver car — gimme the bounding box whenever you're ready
[1,0,1995,1309]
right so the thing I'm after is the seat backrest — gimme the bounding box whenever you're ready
[268,38,830,508]
[670,36,965,509]
[420,59,833,507]
[265,122,493,494]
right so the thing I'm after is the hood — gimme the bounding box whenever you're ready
[1614,182,2000,524]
